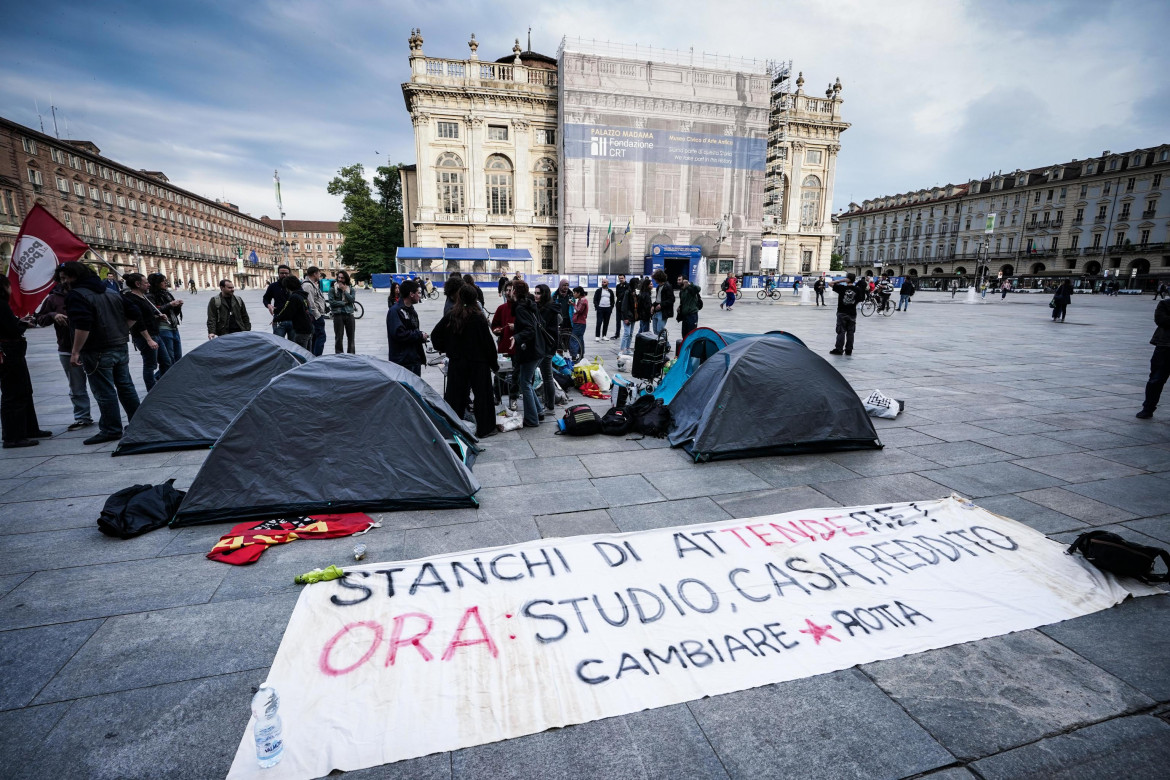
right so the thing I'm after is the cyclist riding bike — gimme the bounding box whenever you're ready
[876,277,894,312]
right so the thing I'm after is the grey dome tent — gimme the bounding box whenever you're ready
[113,332,312,456]
[668,336,882,462]
[171,354,480,526]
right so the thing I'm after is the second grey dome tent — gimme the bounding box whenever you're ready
[114,332,313,456]
[667,336,882,462]
[171,354,481,527]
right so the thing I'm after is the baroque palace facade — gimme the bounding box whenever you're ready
[1,115,278,288]
[399,31,845,276]
[837,144,1170,286]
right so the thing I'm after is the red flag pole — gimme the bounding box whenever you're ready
[7,204,90,317]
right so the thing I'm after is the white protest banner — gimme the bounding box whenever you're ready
[227,496,1161,779]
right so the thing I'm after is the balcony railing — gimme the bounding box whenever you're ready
[1142,209,1157,219]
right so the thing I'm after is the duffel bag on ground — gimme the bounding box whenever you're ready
[625,394,671,437]
[557,404,602,436]
[1067,530,1169,582]
[98,479,186,539]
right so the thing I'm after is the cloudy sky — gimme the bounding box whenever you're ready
[5,0,1167,221]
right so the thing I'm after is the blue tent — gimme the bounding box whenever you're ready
[652,328,805,405]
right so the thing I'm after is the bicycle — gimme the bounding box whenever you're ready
[859,294,895,317]
[353,300,364,319]
[557,327,583,363]
[425,285,440,300]
[756,287,783,301]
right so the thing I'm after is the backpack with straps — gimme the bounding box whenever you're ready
[1066,530,1169,583]
[557,404,602,436]
[599,407,630,436]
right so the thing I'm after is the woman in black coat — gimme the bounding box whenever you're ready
[432,285,499,437]
[535,284,559,411]
[1052,279,1074,322]
[0,276,50,448]
[636,277,653,334]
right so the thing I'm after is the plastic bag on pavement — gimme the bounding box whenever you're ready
[863,389,904,419]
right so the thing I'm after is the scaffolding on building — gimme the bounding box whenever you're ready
[558,36,769,74]
[763,59,793,229]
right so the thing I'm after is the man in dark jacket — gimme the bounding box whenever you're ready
[610,274,628,339]
[896,276,916,311]
[651,270,674,335]
[1137,299,1170,418]
[829,273,862,356]
[676,275,702,338]
[207,279,251,338]
[263,265,296,339]
[551,278,574,331]
[61,262,140,444]
[36,270,93,430]
[813,276,826,306]
[387,279,428,375]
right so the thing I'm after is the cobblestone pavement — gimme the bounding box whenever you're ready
[1,287,1167,779]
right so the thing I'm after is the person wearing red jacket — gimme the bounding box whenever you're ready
[491,293,518,410]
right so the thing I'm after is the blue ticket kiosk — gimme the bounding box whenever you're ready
[644,245,704,286]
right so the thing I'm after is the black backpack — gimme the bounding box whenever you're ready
[626,395,671,438]
[599,407,630,436]
[1067,531,1169,583]
[97,480,186,539]
[558,404,602,436]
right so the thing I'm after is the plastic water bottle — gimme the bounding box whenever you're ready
[251,685,284,768]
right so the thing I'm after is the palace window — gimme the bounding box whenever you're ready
[534,128,556,146]
[806,149,823,165]
[27,168,42,186]
[485,154,513,216]
[800,175,822,227]
[541,245,554,271]
[22,137,38,154]
[435,152,465,215]
[533,157,557,217]
[56,176,69,192]
[487,125,509,142]
[437,121,459,139]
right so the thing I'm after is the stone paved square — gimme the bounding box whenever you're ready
[1,289,1167,778]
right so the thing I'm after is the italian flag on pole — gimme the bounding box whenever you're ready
[602,219,613,252]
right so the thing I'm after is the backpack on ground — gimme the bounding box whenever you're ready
[599,407,630,435]
[98,479,186,539]
[557,404,602,436]
[1067,531,1169,582]
[625,394,671,438]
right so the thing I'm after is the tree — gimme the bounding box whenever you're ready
[830,253,843,271]
[326,163,405,279]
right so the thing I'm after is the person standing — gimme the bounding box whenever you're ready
[497,275,509,299]
[277,276,313,350]
[876,275,894,313]
[188,278,197,294]
[636,277,653,335]
[896,275,916,311]
[147,274,183,367]
[793,278,801,297]
[814,276,826,306]
[570,286,588,362]
[610,274,628,340]
[828,272,861,356]
[432,285,499,437]
[552,278,573,331]
[62,261,140,445]
[301,267,328,356]
[123,273,167,390]
[651,270,674,333]
[593,278,615,341]
[720,273,737,310]
[0,276,51,448]
[535,284,559,412]
[510,280,545,427]
[618,276,638,353]
[206,279,251,339]
[329,270,357,354]
[676,275,702,338]
[263,265,295,340]
[1051,279,1073,322]
[36,268,93,431]
[387,279,427,375]
[103,271,121,293]
[490,288,518,411]
[1136,298,1170,418]
[1155,282,1168,300]
[1001,279,1011,299]
[462,274,484,309]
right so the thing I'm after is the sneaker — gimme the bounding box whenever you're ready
[1135,410,1154,419]
[67,420,94,431]
[829,349,844,355]
[83,431,122,445]
[2,439,39,449]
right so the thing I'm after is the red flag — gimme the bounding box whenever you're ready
[7,204,90,317]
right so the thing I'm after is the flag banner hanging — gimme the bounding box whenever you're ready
[226,496,1160,780]
[6,204,90,317]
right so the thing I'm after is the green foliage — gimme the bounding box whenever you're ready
[326,163,405,277]
[830,253,843,271]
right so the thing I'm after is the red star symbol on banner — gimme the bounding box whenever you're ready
[798,618,841,645]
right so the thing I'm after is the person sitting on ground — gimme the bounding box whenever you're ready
[432,285,499,437]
